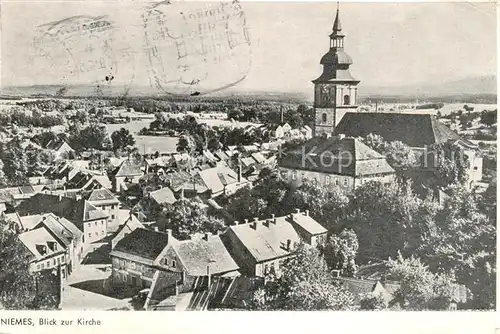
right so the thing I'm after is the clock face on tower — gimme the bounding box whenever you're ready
[319,84,334,107]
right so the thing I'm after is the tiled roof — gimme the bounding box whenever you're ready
[111,214,144,241]
[290,212,327,235]
[112,159,143,177]
[150,187,176,205]
[85,188,119,205]
[222,216,301,263]
[19,227,65,260]
[335,113,476,148]
[15,193,108,223]
[35,213,82,246]
[173,235,239,276]
[113,228,172,260]
[198,165,245,195]
[278,136,395,177]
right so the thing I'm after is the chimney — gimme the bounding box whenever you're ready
[304,210,309,216]
[153,226,159,232]
[286,239,292,251]
[337,134,345,140]
[58,193,62,201]
[166,229,172,241]
[271,214,277,224]
[203,232,210,241]
[244,219,249,224]
[233,221,239,226]
[294,208,300,214]
[251,217,259,229]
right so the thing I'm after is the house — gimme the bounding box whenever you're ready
[19,227,67,275]
[335,276,399,306]
[145,156,173,174]
[84,188,121,223]
[43,139,75,160]
[278,135,396,192]
[111,228,239,293]
[110,213,144,249]
[149,187,177,206]
[110,159,144,192]
[197,165,249,198]
[0,185,42,208]
[15,193,109,245]
[220,210,327,277]
[31,213,84,276]
[335,113,483,188]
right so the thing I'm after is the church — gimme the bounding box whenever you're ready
[279,4,483,190]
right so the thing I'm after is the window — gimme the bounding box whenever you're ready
[123,274,127,282]
[41,263,45,270]
[46,261,50,268]
[292,171,297,181]
[53,258,56,265]
[172,260,176,268]
[322,113,327,122]
[61,256,65,263]
[325,175,330,185]
[335,179,339,186]
[101,221,104,225]
[111,215,115,219]
[102,230,105,235]
[95,232,98,236]
[37,264,40,271]
[344,95,351,105]
[343,179,348,187]
[474,166,478,170]
[264,264,269,275]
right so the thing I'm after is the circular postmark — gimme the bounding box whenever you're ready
[32,15,135,96]
[142,0,252,96]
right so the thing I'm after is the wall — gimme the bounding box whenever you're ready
[111,256,155,288]
[94,203,120,226]
[83,219,108,244]
[220,229,257,276]
[31,252,66,273]
[279,167,355,192]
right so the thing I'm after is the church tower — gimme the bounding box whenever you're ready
[313,3,360,137]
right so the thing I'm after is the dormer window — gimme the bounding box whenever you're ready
[172,260,176,268]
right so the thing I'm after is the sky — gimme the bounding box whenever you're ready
[1,1,496,95]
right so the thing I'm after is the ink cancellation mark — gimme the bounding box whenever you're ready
[32,16,134,93]
[142,0,252,96]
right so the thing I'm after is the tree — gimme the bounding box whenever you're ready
[0,218,58,309]
[387,253,459,310]
[159,198,226,240]
[341,181,437,261]
[324,229,359,276]
[250,243,355,310]
[176,135,197,154]
[416,185,495,309]
[290,180,349,230]
[111,128,136,151]
[434,143,469,187]
[70,125,110,151]
[359,293,388,310]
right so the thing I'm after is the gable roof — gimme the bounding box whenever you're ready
[290,212,327,235]
[113,228,172,261]
[19,227,65,260]
[111,213,144,240]
[172,235,239,276]
[198,165,246,195]
[222,216,302,263]
[85,188,120,205]
[15,193,108,223]
[34,213,83,246]
[278,136,395,177]
[335,113,476,148]
[112,159,143,177]
[150,187,176,205]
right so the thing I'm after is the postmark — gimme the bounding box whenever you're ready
[142,0,252,96]
[32,15,135,96]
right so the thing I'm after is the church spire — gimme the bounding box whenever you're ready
[332,2,342,33]
[329,2,345,49]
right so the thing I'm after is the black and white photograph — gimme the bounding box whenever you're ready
[0,0,496,314]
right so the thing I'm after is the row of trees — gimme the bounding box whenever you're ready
[0,109,63,128]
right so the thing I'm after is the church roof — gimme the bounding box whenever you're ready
[335,113,477,148]
[278,136,395,177]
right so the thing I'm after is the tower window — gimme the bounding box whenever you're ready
[344,95,351,105]
[322,113,327,122]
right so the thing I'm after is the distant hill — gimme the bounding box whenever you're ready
[360,75,497,99]
[1,75,496,104]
